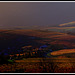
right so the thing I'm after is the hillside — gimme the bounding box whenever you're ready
[0,29,75,55]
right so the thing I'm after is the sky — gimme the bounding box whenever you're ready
[0,2,75,29]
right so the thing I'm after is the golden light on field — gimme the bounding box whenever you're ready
[51,49,75,56]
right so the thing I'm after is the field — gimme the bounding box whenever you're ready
[0,29,75,73]
[0,58,75,73]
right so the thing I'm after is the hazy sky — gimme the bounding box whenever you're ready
[0,2,75,29]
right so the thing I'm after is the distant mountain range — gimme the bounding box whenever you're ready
[0,24,75,34]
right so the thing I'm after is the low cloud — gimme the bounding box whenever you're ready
[59,21,75,26]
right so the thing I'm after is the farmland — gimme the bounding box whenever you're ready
[0,29,75,73]
[0,58,75,73]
